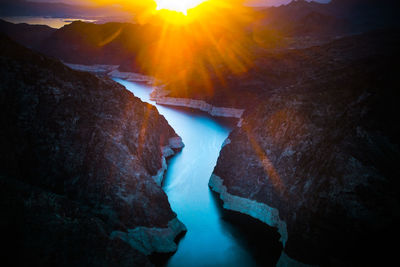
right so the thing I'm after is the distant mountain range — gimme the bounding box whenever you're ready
[0,0,397,93]
[0,19,56,49]
[255,0,399,36]
[0,0,129,19]
[0,0,398,78]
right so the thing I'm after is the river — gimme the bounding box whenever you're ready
[114,79,281,267]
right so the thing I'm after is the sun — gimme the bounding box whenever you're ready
[154,0,207,15]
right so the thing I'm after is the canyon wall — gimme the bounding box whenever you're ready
[0,34,185,266]
[210,31,400,265]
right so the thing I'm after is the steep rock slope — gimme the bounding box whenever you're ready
[211,31,400,265]
[0,34,184,266]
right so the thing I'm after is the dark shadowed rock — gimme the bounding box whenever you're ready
[1,176,152,267]
[208,30,400,265]
[0,34,185,266]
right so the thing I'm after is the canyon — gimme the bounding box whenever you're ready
[1,0,399,266]
[68,30,400,265]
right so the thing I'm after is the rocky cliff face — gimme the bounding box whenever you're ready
[0,34,185,266]
[210,31,400,265]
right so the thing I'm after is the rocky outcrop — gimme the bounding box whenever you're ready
[109,69,155,84]
[64,63,119,74]
[0,34,185,265]
[210,31,400,266]
[152,97,244,119]
[209,174,287,245]
[152,137,185,186]
[110,218,186,255]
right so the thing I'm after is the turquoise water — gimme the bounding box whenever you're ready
[114,79,280,267]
